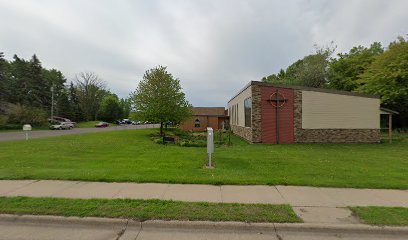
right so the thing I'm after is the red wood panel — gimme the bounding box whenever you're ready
[260,86,294,144]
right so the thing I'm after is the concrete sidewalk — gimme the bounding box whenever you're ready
[1,180,407,224]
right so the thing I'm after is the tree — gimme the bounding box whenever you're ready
[328,42,383,91]
[0,52,9,115]
[56,90,71,118]
[357,37,408,127]
[68,81,83,121]
[28,54,49,107]
[9,55,32,105]
[131,66,192,135]
[119,98,131,119]
[263,45,334,88]
[43,68,67,118]
[75,72,106,121]
[98,94,122,122]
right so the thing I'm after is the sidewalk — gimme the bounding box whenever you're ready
[1,180,407,224]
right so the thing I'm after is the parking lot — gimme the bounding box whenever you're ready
[0,124,160,142]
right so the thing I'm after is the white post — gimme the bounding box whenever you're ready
[23,124,32,140]
[207,127,214,168]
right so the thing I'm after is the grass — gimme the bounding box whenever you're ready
[0,197,300,223]
[351,207,408,226]
[0,129,407,189]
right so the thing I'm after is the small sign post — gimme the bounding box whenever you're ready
[23,124,32,140]
[207,127,214,168]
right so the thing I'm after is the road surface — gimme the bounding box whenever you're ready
[0,124,160,142]
[0,215,407,240]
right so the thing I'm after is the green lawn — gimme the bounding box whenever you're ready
[351,207,408,226]
[0,197,300,223]
[0,129,407,189]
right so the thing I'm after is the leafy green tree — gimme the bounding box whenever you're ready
[43,68,67,118]
[119,98,131,119]
[56,90,71,118]
[357,37,408,127]
[0,52,8,104]
[131,66,192,135]
[328,42,383,91]
[7,104,48,126]
[263,45,334,88]
[28,54,48,107]
[9,55,32,105]
[75,72,106,121]
[68,82,83,121]
[98,94,122,122]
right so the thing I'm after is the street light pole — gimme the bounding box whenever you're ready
[51,85,54,120]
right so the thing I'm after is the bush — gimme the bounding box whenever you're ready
[0,115,7,126]
[0,123,21,130]
[7,104,48,126]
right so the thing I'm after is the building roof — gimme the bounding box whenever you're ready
[192,107,226,116]
[380,107,399,115]
[228,81,379,103]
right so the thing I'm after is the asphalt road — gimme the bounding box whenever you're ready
[0,124,160,142]
[0,216,406,240]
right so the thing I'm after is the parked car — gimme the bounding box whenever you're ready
[95,122,109,128]
[121,119,132,124]
[50,122,74,130]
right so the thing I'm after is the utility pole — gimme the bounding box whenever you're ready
[51,85,54,120]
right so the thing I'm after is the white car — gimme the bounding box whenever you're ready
[50,122,74,130]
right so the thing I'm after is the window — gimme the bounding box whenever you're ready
[244,97,252,127]
[236,104,239,125]
[194,119,200,128]
[231,106,235,125]
[229,107,232,124]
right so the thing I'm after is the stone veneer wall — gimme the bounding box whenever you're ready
[294,90,380,143]
[231,125,252,142]
[251,85,262,143]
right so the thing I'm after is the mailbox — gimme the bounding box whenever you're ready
[207,127,214,167]
[23,124,32,131]
[23,124,32,140]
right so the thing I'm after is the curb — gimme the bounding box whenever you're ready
[1,214,407,235]
[0,214,128,228]
[143,220,408,234]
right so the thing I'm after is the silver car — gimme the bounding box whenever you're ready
[50,122,74,130]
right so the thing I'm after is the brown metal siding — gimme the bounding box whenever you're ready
[261,86,294,144]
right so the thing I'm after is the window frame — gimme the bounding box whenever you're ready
[244,97,252,128]
[194,119,201,128]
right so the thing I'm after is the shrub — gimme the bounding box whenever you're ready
[7,104,48,126]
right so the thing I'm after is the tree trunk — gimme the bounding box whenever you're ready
[160,122,164,135]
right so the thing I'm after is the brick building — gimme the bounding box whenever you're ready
[228,81,381,144]
[180,107,227,131]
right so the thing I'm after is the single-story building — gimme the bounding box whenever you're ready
[180,107,228,131]
[228,81,382,144]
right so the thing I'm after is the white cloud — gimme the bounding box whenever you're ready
[1,0,407,106]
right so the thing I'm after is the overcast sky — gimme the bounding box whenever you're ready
[1,0,407,106]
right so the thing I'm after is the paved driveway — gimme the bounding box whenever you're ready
[0,124,160,142]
